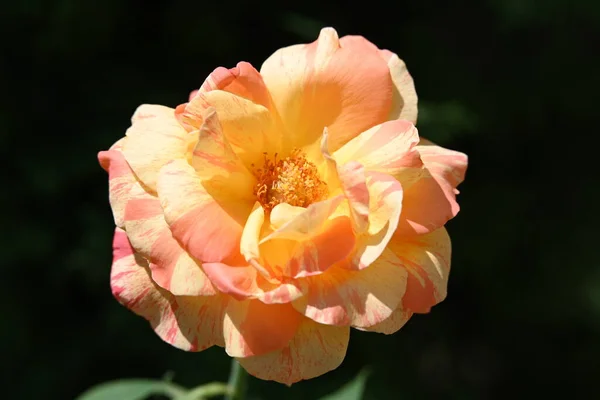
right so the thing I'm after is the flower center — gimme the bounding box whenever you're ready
[252,150,328,211]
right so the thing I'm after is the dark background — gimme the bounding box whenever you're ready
[3,0,599,399]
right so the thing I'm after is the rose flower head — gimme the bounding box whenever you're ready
[99,27,468,385]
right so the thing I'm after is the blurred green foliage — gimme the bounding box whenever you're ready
[1,0,598,399]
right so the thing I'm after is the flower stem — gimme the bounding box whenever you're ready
[225,359,248,400]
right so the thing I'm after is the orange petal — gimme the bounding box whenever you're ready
[260,27,392,152]
[157,159,252,263]
[223,300,302,357]
[352,172,404,269]
[333,119,424,188]
[396,142,467,236]
[121,105,196,191]
[388,228,452,313]
[200,61,273,110]
[110,228,225,351]
[202,262,303,304]
[123,187,216,296]
[260,196,355,278]
[293,249,407,328]
[238,317,350,385]
[98,142,137,229]
[379,49,418,124]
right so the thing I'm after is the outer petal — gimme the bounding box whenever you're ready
[260,28,393,152]
[238,318,350,385]
[223,300,302,357]
[292,249,408,328]
[123,186,216,296]
[388,228,452,313]
[352,172,404,270]
[379,49,418,124]
[157,159,252,263]
[333,119,424,188]
[360,306,413,334]
[98,140,136,228]
[122,105,196,191]
[417,141,468,188]
[110,228,224,351]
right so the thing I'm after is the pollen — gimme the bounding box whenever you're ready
[252,149,328,211]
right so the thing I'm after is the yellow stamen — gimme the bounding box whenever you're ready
[252,149,327,211]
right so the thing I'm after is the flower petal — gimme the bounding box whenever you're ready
[359,306,413,334]
[388,228,452,313]
[333,119,423,188]
[123,187,216,296]
[352,172,404,270]
[179,90,280,168]
[98,142,137,228]
[122,105,196,191]
[157,159,252,263]
[238,318,349,385]
[396,142,467,236]
[379,50,418,124]
[200,62,273,110]
[260,27,393,152]
[202,262,303,304]
[223,300,302,357]
[260,196,355,278]
[110,228,224,351]
[292,249,407,328]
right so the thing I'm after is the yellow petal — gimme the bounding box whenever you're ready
[238,317,349,385]
[122,104,196,191]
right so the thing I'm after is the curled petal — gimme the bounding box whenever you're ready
[122,105,196,191]
[388,228,451,313]
[98,142,137,228]
[223,300,302,357]
[359,306,413,334]
[352,172,404,269]
[336,161,370,233]
[261,27,393,152]
[334,119,423,188]
[238,318,350,385]
[123,188,215,296]
[200,62,273,109]
[379,50,418,124]
[110,229,224,351]
[157,159,252,263]
[202,263,303,304]
[396,142,467,236]
[292,249,407,328]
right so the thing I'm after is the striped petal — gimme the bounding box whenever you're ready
[379,49,418,124]
[360,306,413,334]
[123,186,215,296]
[352,172,404,270]
[157,159,252,264]
[122,105,196,191]
[238,318,349,385]
[396,141,467,236]
[98,140,136,228]
[110,228,224,351]
[388,228,452,313]
[333,119,424,189]
[260,27,393,152]
[223,300,302,357]
[292,249,407,328]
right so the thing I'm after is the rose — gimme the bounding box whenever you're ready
[99,27,467,384]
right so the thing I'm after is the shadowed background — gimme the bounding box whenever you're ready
[2,0,599,399]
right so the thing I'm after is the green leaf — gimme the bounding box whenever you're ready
[319,369,371,400]
[76,379,186,400]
